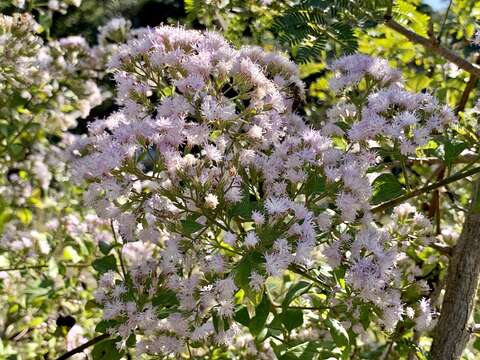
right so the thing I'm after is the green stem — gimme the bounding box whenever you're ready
[0,263,89,272]
[437,0,453,42]
[400,153,411,191]
[274,305,328,311]
[0,118,35,158]
[372,165,480,214]
[111,220,128,281]
[288,264,331,290]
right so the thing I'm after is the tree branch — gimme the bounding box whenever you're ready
[372,165,480,214]
[384,18,480,78]
[430,241,453,256]
[455,54,480,115]
[431,177,480,359]
[56,334,109,360]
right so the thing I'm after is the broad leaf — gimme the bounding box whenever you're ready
[282,281,312,308]
[371,173,404,204]
[92,255,117,274]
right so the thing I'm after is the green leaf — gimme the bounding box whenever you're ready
[126,334,136,348]
[228,196,261,218]
[282,281,312,308]
[48,257,58,278]
[85,300,97,311]
[92,255,117,274]
[371,173,405,205]
[92,338,123,360]
[234,306,251,327]
[406,74,431,92]
[474,338,480,351]
[248,294,270,336]
[443,141,468,166]
[233,251,264,292]
[180,215,203,235]
[272,340,336,360]
[280,309,304,331]
[99,240,113,255]
[326,318,349,347]
[212,312,222,333]
[304,174,326,195]
[16,208,32,225]
[95,319,118,333]
[8,143,25,161]
[359,304,371,330]
[152,288,179,308]
[63,246,82,264]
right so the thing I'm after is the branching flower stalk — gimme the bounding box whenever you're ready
[71,26,458,357]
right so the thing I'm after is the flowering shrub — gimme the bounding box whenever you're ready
[0,10,123,359]
[2,2,480,360]
[70,26,461,358]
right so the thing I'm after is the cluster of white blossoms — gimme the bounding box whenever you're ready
[0,14,131,266]
[0,13,103,132]
[0,14,127,357]
[0,12,106,256]
[73,27,454,356]
[326,54,456,155]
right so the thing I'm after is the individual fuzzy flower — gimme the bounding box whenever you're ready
[205,193,219,209]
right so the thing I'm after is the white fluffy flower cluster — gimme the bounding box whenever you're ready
[0,13,103,132]
[326,54,456,155]
[97,17,132,47]
[73,28,454,356]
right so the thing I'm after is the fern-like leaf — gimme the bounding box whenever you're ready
[272,0,391,62]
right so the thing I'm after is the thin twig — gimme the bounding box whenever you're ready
[56,334,109,360]
[288,264,332,290]
[455,54,480,115]
[372,165,480,214]
[273,305,329,311]
[0,263,89,272]
[380,340,394,360]
[430,242,453,256]
[428,166,445,235]
[437,0,453,42]
[111,220,127,281]
[384,18,480,78]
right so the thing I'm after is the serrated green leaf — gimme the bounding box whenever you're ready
[234,306,251,327]
[280,309,304,331]
[92,338,123,360]
[180,215,203,235]
[92,255,117,274]
[228,196,261,218]
[304,174,326,195]
[371,173,405,205]
[99,240,113,255]
[282,281,312,308]
[233,251,264,293]
[95,319,118,333]
[359,304,371,330]
[248,294,270,336]
[152,288,179,308]
[444,141,468,166]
